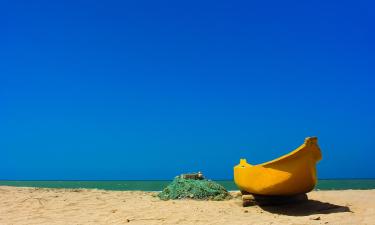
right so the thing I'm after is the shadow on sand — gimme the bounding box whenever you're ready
[259,199,352,216]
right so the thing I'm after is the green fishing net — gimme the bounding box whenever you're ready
[158,175,231,201]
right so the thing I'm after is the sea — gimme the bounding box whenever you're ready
[0,179,374,191]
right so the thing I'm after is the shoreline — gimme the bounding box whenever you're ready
[1,186,374,225]
[1,185,375,192]
[1,179,375,191]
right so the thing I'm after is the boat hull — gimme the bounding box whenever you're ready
[234,137,322,196]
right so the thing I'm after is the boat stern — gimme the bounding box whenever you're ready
[233,159,252,192]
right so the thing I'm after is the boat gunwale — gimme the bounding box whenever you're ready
[254,137,318,167]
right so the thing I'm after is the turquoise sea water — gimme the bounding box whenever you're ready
[1,179,374,191]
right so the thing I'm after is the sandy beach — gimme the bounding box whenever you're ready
[0,186,374,225]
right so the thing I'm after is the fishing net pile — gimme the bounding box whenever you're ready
[158,172,231,201]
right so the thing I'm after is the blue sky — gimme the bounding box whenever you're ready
[1,0,374,180]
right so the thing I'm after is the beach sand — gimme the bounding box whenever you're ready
[0,186,374,225]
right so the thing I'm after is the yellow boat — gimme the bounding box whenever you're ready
[234,137,322,196]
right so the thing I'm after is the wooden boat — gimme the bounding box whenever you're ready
[234,137,322,196]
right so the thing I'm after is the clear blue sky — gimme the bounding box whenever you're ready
[1,0,374,180]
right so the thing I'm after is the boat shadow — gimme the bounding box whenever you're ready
[259,199,352,216]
